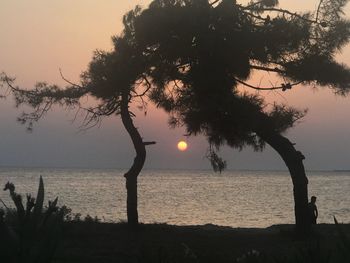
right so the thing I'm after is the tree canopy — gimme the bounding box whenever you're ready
[117,0,350,167]
[2,0,349,134]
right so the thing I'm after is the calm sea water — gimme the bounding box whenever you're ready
[0,168,349,227]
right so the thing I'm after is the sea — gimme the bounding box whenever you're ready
[0,168,349,227]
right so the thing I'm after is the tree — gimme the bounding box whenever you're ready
[0,10,155,226]
[115,0,350,233]
[1,0,350,234]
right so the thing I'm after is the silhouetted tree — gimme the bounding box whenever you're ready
[115,0,349,233]
[1,0,350,234]
[0,9,155,226]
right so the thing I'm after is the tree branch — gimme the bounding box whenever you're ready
[234,77,303,91]
[315,0,325,22]
[250,64,286,74]
[59,68,84,89]
[241,6,317,24]
[209,0,220,7]
[133,75,152,98]
[143,141,156,145]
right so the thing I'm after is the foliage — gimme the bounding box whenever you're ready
[206,146,227,173]
[125,0,350,157]
[0,177,64,263]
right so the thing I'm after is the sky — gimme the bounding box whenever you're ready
[0,0,350,171]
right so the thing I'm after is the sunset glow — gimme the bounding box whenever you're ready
[0,0,350,170]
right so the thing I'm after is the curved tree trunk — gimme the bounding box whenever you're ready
[120,91,146,227]
[257,130,310,234]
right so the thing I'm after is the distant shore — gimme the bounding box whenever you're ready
[54,222,350,262]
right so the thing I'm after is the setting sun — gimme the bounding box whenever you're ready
[177,141,188,151]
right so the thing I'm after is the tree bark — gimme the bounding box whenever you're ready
[257,130,310,234]
[120,91,146,227]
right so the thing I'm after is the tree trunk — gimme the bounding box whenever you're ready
[120,91,146,227]
[257,130,310,234]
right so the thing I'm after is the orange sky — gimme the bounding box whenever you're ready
[0,0,350,170]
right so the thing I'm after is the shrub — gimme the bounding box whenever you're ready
[0,176,64,263]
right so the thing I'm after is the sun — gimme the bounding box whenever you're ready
[177,141,188,151]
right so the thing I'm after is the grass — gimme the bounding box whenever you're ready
[53,222,350,263]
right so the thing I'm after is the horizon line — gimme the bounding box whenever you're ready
[0,165,349,173]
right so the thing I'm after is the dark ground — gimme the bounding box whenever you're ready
[53,222,350,263]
